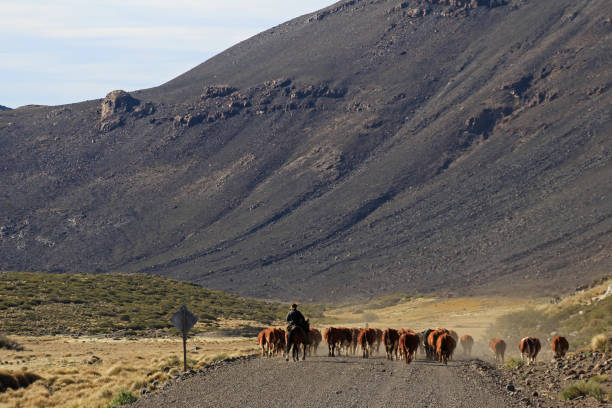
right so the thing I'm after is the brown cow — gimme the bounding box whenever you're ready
[448,330,459,343]
[552,336,569,359]
[358,328,377,358]
[324,327,339,356]
[258,328,270,356]
[427,329,450,361]
[373,328,383,355]
[272,328,286,356]
[490,338,506,363]
[340,328,353,355]
[324,327,350,357]
[460,334,474,357]
[398,331,420,364]
[307,328,323,356]
[519,337,541,365]
[436,333,456,365]
[382,328,400,360]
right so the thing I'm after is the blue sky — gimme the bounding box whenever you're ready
[0,1,334,108]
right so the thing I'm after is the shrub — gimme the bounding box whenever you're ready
[0,335,23,351]
[505,357,524,370]
[560,380,605,402]
[591,334,608,352]
[105,389,138,407]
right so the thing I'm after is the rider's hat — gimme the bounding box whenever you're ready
[291,303,298,309]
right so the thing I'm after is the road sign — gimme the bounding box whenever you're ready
[170,305,199,371]
[171,305,198,333]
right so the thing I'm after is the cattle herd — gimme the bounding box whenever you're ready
[258,326,571,366]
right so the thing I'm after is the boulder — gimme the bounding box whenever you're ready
[100,90,139,121]
[99,90,141,131]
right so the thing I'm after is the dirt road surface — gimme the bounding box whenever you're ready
[131,354,525,408]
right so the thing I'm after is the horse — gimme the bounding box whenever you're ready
[286,320,310,362]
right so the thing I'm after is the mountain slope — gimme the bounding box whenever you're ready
[1,0,611,301]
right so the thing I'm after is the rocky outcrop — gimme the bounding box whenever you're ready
[201,85,237,99]
[387,0,507,16]
[0,105,11,111]
[100,90,139,120]
[99,90,154,132]
[172,79,346,129]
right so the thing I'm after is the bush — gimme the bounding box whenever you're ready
[105,389,138,407]
[0,335,23,351]
[505,357,524,370]
[560,380,605,402]
[591,334,608,352]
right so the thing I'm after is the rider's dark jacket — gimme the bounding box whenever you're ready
[286,309,306,327]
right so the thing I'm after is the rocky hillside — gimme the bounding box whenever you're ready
[0,105,11,111]
[498,352,612,406]
[0,0,611,301]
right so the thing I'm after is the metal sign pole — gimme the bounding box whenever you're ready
[170,305,198,373]
[183,307,187,372]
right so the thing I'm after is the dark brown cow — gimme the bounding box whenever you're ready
[421,329,435,360]
[448,330,459,343]
[552,336,569,359]
[382,328,400,360]
[519,337,541,365]
[373,328,383,355]
[324,327,350,357]
[436,333,456,365]
[324,327,340,357]
[340,328,353,355]
[398,331,420,364]
[490,338,506,363]
[460,334,474,357]
[272,328,286,356]
[307,328,323,356]
[357,328,377,358]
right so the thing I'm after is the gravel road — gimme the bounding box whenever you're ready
[131,354,526,408]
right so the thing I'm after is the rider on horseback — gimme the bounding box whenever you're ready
[286,303,310,354]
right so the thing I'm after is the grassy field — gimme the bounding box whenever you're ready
[0,333,260,408]
[0,271,287,335]
[0,271,302,408]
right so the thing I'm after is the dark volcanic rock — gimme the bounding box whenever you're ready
[0,0,611,301]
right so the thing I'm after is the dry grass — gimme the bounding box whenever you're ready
[316,295,537,361]
[0,334,259,408]
[320,295,532,342]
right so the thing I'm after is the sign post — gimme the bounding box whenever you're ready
[171,305,198,372]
